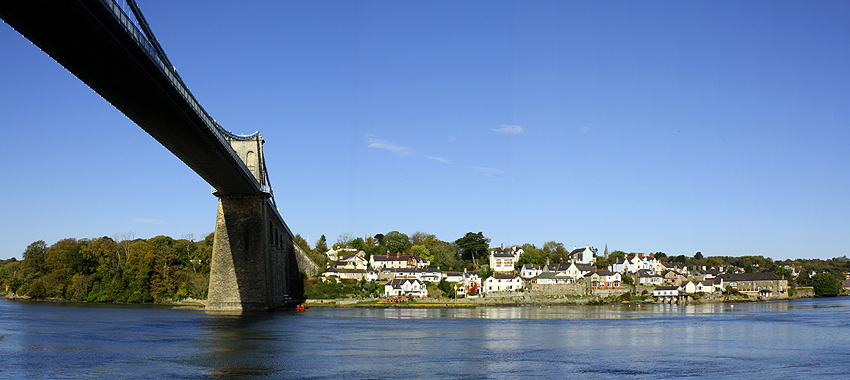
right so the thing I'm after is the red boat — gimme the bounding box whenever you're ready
[295,304,309,311]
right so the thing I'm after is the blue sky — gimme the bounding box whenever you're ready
[1,1,848,261]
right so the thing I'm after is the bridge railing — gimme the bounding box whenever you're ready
[99,0,266,193]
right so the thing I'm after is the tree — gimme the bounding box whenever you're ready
[350,237,366,251]
[811,272,841,296]
[427,240,460,270]
[293,234,311,253]
[22,240,48,273]
[383,231,410,254]
[334,232,354,249]
[455,232,490,267]
[315,235,328,251]
[694,252,703,260]
[411,245,431,260]
[437,279,454,298]
[516,244,545,267]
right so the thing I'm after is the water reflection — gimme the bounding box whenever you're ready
[197,313,287,378]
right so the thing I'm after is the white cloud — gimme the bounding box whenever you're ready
[581,126,593,133]
[366,134,413,156]
[492,125,525,135]
[133,218,167,225]
[469,166,507,177]
[426,156,450,164]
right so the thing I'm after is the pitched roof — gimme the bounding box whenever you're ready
[585,270,618,277]
[718,272,782,281]
[654,286,681,291]
[386,278,423,286]
[575,263,594,271]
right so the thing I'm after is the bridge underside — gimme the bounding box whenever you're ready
[0,0,260,194]
[1,1,316,312]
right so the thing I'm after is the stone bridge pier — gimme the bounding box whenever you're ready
[205,137,303,313]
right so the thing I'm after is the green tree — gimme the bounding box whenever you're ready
[437,279,455,298]
[455,232,490,267]
[410,245,431,261]
[694,251,703,260]
[351,237,366,251]
[542,241,569,263]
[516,244,545,267]
[315,235,328,251]
[383,231,410,254]
[22,240,48,273]
[811,272,841,296]
[293,234,311,254]
[427,240,460,270]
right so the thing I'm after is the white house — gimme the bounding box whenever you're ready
[371,253,430,269]
[443,269,482,297]
[569,245,596,265]
[682,280,715,294]
[333,253,368,270]
[381,267,441,283]
[490,245,523,273]
[520,264,542,280]
[653,286,683,302]
[561,261,595,282]
[484,275,522,293]
[384,278,428,298]
[635,269,663,286]
[321,268,378,282]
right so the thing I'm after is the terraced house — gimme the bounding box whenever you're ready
[716,272,788,297]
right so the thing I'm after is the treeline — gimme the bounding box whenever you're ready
[292,231,493,272]
[0,234,213,302]
[3,228,848,302]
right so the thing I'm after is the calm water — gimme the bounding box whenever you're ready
[0,298,849,379]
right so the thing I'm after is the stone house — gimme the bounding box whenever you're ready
[716,272,788,297]
[664,270,687,287]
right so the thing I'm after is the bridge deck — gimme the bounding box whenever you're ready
[0,0,261,195]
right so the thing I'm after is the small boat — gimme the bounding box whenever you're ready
[295,304,309,311]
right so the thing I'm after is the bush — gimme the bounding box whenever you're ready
[812,272,842,296]
[26,281,46,299]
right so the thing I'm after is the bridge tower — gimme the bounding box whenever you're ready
[207,136,296,312]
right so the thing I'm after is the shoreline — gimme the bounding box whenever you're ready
[3,291,831,310]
